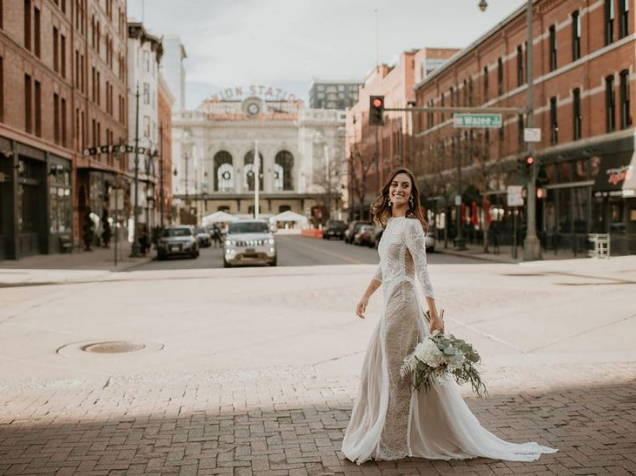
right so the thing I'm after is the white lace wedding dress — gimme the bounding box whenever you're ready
[342,216,557,464]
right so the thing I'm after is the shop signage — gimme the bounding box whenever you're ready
[209,85,298,102]
[83,146,159,157]
[605,164,632,186]
[453,113,502,128]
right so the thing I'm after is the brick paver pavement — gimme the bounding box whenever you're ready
[1,361,635,475]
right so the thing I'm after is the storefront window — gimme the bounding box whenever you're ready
[559,161,572,182]
[572,187,589,233]
[558,188,571,233]
[574,159,588,180]
[49,164,71,234]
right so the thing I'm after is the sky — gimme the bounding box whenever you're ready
[127,0,526,109]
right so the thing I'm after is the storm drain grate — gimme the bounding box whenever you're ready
[80,341,145,354]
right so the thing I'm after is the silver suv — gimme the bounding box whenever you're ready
[223,220,277,267]
[157,226,199,260]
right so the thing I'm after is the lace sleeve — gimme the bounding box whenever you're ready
[404,219,434,298]
[373,264,382,283]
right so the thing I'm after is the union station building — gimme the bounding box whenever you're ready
[171,87,346,224]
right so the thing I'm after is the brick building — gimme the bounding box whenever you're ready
[157,74,173,225]
[0,0,129,260]
[345,47,458,220]
[413,0,635,255]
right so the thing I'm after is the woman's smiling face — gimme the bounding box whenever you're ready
[389,172,412,207]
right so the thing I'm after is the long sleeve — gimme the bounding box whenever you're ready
[404,219,434,298]
[373,264,382,283]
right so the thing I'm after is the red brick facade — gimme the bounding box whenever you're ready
[0,0,129,259]
[413,0,635,255]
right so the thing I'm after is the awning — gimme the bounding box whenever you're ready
[269,210,309,224]
[202,211,239,225]
[592,151,636,197]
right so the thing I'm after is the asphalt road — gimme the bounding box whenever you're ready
[134,234,473,271]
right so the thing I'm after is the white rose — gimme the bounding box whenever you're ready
[414,339,445,368]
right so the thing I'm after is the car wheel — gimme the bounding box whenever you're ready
[157,252,165,261]
[269,257,277,266]
[427,247,435,253]
[223,258,231,268]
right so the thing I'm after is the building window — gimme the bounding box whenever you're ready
[75,49,80,86]
[483,66,489,102]
[143,116,150,138]
[61,97,67,147]
[34,7,40,57]
[619,0,629,38]
[468,77,474,107]
[24,0,31,50]
[619,69,631,129]
[549,25,557,72]
[53,27,59,72]
[517,114,524,149]
[60,34,66,78]
[34,80,41,137]
[605,0,615,45]
[497,57,504,95]
[516,45,524,86]
[24,74,32,133]
[143,83,150,105]
[274,151,294,191]
[572,11,581,61]
[573,88,582,140]
[605,74,616,132]
[53,93,60,144]
[550,97,558,144]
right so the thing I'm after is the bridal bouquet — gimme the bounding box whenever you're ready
[400,331,487,397]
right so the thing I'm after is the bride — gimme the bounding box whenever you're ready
[342,167,557,464]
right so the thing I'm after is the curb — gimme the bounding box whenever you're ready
[436,247,520,264]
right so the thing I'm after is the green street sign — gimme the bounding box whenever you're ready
[453,113,502,128]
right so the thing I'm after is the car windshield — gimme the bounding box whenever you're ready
[328,220,345,227]
[163,228,191,237]
[228,222,269,234]
[195,227,206,234]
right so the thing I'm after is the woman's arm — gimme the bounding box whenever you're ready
[404,219,444,333]
[355,271,381,319]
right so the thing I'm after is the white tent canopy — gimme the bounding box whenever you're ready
[202,211,239,225]
[269,210,309,227]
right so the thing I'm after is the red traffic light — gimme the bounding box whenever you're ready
[525,156,535,166]
[372,98,383,108]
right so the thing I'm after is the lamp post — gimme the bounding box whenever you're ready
[130,84,142,257]
[478,0,541,260]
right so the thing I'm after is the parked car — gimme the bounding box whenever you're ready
[323,220,346,240]
[194,227,212,248]
[157,226,199,260]
[372,226,384,248]
[353,225,375,247]
[223,220,277,267]
[424,230,435,253]
[344,221,371,244]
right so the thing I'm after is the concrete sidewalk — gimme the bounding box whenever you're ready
[436,242,604,264]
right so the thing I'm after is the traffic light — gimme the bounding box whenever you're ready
[369,95,385,126]
[517,155,535,175]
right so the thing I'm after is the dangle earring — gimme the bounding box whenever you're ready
[386,197,392,208]
[409,196,414,209]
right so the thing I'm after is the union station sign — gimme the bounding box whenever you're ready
[209,85,298,102]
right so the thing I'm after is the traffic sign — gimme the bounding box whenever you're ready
[507,185,524,207]
[453,113,502,128]
[524,128,541,142]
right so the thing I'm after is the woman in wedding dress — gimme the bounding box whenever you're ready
[342,168,557,464]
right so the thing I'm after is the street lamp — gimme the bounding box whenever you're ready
[478,0,541,260]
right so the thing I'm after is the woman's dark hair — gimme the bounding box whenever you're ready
[371,167,427,229]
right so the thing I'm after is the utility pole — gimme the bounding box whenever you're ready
[159,125,164,229]
[522,0,541,261]
[254,140,260,219]
[130,84,141,257]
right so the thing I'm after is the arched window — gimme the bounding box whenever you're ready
[244,150,263,191]
[274,150,294,191]
[213,151,233,192]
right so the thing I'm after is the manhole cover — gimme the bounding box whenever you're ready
[81,341,145,353]
[56,340,163,357]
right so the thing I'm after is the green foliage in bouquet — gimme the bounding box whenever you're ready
[403,332,487,398]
